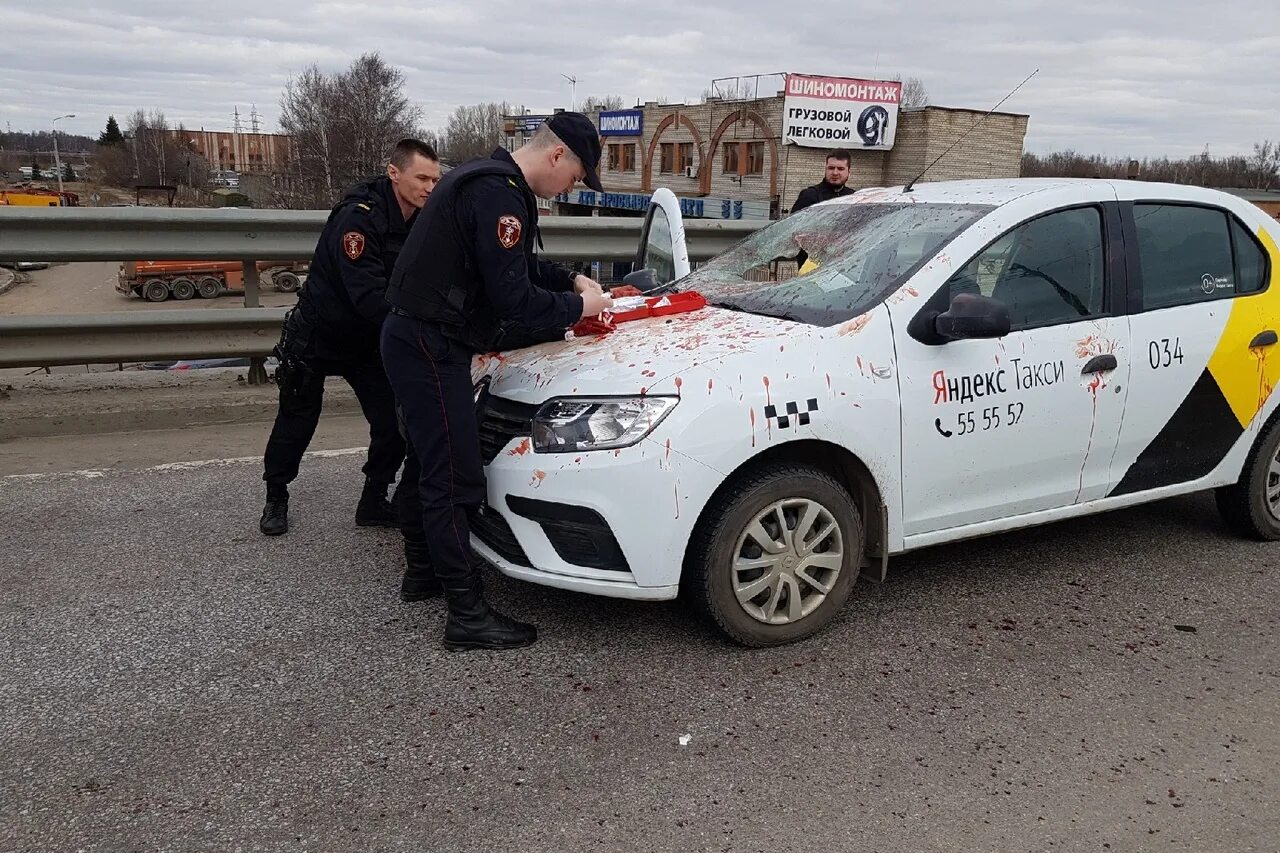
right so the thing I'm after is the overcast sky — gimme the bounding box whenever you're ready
[2,0,1277,159]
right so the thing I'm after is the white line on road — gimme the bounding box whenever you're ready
[3,446,367,481]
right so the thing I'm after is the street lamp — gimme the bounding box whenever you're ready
[51,114,75,200]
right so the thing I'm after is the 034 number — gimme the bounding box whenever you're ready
[1148,337,1183,370]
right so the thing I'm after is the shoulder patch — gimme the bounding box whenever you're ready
[497,215,523,249]
[342,231,366,260]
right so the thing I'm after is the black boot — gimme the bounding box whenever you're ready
[355,479,397,527]
[441,571,537,651]
[259,484,289,536]
[400,538,442,601]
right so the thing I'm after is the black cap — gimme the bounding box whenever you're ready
[547,112,603,192]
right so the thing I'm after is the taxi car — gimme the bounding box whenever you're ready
[468,179,1280,647]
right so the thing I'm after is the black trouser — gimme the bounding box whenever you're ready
[380,312,484,585]
[262,353,405,488]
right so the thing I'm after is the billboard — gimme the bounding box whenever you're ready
[782,74,902,150]
[599,110,643,136]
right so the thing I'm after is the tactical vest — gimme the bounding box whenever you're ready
[386,156,542,352]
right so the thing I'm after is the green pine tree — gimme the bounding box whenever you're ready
[98,115,124,146]
[63,162,76,181]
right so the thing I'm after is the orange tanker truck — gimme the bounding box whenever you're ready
[116,260,309,302]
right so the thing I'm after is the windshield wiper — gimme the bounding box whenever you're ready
[711,301,806,324]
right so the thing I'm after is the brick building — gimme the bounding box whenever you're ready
[544,89,1028,220]
[171,129,293,174]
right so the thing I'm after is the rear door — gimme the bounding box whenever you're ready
[1109,192,1279,495]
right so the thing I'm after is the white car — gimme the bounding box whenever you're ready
[468,179,1280,646]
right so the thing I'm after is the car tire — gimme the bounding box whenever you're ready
[1215,415,1280,540]
[142,279,170,302]
[685,462,863,647]
[274,271,301,293]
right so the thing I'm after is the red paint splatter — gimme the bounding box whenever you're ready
[708,378,714,394]
[574,456,582,464]
[749,409,756,448]
[665,439,672,465]
[640,387,647,396]
[507,438,532,457]
[530,470,547,488]
[674,376,683,394]
[674,482,681,519]
[779,345,785,352]
[763,376,771,405]
[856,356,864,372]
[826,373,832,392]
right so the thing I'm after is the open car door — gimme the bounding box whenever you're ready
[633,188,691,289]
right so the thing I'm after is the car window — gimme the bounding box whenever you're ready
[945,206,1105,329]
[1230,218,1270,296]
[1133,204,1237,310]
[678,201,992,325]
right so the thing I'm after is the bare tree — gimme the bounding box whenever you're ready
[579,95,625,113]
[276,52,422,208]
[899,76,929,110]
[1021,142,1280,189]
[438,101,521,165]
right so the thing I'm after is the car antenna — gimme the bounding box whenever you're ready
[903,68,1039,194]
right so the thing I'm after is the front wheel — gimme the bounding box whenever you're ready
[1215,416,1280,540]
[685,463,863,647]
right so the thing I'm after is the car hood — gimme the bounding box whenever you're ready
[473,306,809,403]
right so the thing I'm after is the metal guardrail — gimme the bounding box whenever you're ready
[0,208,763,262]
[0,308,287,368]
[0,207,767,375]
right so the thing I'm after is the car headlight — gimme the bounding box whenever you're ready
[532,397,678,453]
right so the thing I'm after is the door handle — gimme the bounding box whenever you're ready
[1081,354,1118,374]
[1249,330,1278,349]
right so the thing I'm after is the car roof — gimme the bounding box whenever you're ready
[823,178,1245,208]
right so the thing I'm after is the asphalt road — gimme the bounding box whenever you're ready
[0,261,298,316]
[2,445,1278,852]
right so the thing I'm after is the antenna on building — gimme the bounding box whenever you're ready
[560,74,578,112]
[903,68,1039,194]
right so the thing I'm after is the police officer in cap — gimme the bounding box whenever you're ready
[260,139,442,536]
[382,112,612,651]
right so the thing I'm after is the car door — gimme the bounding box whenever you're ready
[1109,195,1278,495]
[636,188,691,287]
[890,200,1132,537]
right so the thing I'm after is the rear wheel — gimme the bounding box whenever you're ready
[171,278,196,300]
[142,279,170,302]
[685,462,863,647]
[274,271,301,293]
[196,276,222,299]
[1215,416,1280,540]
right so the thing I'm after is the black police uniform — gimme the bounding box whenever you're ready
[259,174,410,534]
[382,133,596,650]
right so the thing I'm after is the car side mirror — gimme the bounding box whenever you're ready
[620,267,662,293]
[934,293,1010,341]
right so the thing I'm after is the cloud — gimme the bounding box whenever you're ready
[3,0,1277,158]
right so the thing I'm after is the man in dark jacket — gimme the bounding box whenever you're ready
[259,139,442,536]
[789,148,855,269]
[381,112,613,651]
[790,148,854,214]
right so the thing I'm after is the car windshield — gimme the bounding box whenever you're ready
[678,201,994,325]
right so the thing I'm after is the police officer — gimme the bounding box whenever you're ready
[259,139,442,536]
[789,148,855,270]
[381,112,613,651]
